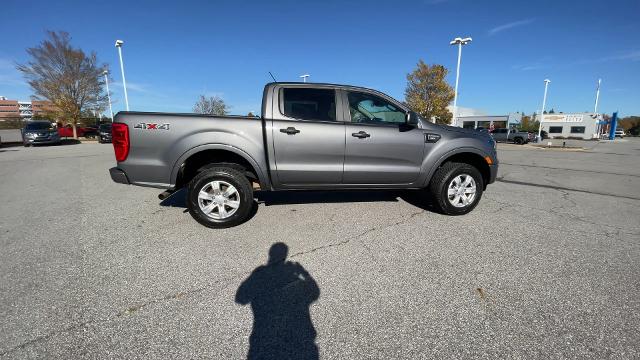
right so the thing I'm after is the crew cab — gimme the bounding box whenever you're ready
[109,82,498,228]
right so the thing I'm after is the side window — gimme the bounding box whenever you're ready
[570,126,585,133]
[549,126,563,133]
[281,88,336,121]
[347,92,405,125]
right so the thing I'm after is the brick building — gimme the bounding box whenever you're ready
[0,97,57,120]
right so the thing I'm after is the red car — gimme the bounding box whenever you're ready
[57,125,96,138]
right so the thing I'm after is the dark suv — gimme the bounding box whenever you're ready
[22,121,61,146]
[98,123,112,143]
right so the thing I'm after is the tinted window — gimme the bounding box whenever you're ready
[99,124,112,131]
[25,122,53,130]
[281,88,336,121]
[570,126,585,133]
[347,92,405,125]
[549,126,563,133]
[494,128,507,133]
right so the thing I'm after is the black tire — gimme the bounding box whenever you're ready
[428,162,484,215]
[23,143,30,147]
[514,137,524,145]
[186,167,254,228]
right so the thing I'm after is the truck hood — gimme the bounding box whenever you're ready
[433,123,491,139]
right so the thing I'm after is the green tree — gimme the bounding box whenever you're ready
[17,31,108,139]
[193,95,228,115]
[404,60,454,125]
[519,114,539,132]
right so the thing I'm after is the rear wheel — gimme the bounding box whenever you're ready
[429,162,484,215]
[514,137,524,145]
[187,167,254,228]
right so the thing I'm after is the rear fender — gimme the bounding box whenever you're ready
[170,144,269,189]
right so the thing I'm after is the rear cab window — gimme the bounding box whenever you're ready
[280,88,337,121]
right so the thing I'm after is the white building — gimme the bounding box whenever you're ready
[454,113,523,129]
[538,113,600,140]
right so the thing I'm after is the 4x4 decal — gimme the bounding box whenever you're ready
[134,123,170,130]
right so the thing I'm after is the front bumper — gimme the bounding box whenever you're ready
[109,167,130,184]
[24,136,61,145]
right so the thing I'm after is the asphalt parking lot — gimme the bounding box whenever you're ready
[1,139,639,358]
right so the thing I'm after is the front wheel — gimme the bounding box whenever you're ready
[429,162,484,215]
[186,167,254,228]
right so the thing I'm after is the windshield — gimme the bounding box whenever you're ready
[99,124,112,131]
[25,122,53,131]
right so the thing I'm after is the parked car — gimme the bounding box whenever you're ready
[615,129,625,138]
[22,121,61,146]
[57,125,86,138]
[490,128,530,144]
[98,123,112,143]
[109,82,498,228]
[83,125,99,139]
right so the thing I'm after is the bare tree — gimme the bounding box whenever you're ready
[193,95,228,115]
[17,31,108,139]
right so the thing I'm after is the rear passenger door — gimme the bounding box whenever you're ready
[271,87,346,186]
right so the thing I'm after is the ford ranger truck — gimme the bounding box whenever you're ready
[109,82,498,228]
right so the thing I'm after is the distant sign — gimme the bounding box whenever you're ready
[542,114,584,123]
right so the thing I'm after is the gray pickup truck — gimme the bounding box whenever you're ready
[490,128,531,144]
[109,82,498,228]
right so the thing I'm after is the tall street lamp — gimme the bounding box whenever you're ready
[537,79,551,141]
[103,70,114,121]
[450,37,472,127]
[115,40,129,111]
[300,74,310,83]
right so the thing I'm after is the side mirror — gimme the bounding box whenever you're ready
[406,111,419,125]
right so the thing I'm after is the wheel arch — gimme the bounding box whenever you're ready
[424,148,492,189]
[171,144,269,190]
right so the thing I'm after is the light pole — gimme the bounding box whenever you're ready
[115,40,129,111]
[300,74,310,83]
[537,79,551,141]
[103,70,114,121]
[449,37,472,127]
[593,78,602,138]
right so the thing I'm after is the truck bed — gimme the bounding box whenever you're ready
[112,112,269,189]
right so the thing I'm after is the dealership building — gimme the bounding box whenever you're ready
[454,113,523,129]
[538,113,601,140]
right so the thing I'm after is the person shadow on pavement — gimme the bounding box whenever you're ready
[235,243,320,360]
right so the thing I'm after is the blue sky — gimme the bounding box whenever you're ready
[1,0,638,117]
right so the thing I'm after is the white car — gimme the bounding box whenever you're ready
[615,129,625,138]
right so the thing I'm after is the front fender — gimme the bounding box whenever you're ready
[419,142,495,188]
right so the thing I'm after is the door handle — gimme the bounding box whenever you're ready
[280,127,300,135]
[351,131,370,139]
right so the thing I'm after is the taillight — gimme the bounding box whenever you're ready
[112,123,129,162]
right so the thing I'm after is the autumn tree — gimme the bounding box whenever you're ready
[193,95,228,115]
[17,31,108,139]
[405,60,455,124]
